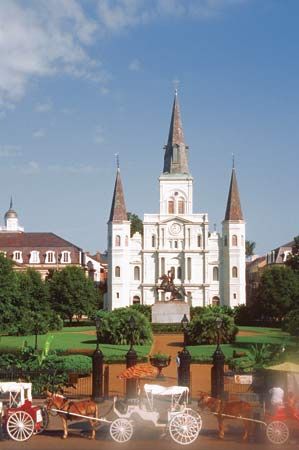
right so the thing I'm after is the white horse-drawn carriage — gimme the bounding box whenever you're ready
[109,384,202,444]
[0,382,47,442]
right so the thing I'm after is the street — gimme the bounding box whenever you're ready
[1,412,298,450]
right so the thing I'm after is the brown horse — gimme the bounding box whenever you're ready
[46,392,98,439]
[197,391,252,440]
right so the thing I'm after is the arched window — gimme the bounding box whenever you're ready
[232,235,238,246]
[134,266,140,281]
[133,295,140,304]
[152,235,156,247]
[115,235,121,247]
[213,266,219,281]
[115,266,120,277]
[197,235,201,247]
[232,266,238,278]
[125,235,129,246]
[178,198,185,214]
[168,199,174,214]
[212,296,220,306]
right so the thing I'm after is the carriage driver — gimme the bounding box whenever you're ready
[268,385,284,414]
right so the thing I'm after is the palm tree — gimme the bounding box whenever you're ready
[246,240,256,257]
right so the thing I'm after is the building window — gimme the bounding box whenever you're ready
[161,257,165,275]
[152,235,156,247]
[115,235,121,247]
[13,251,22,263]
[178,198,185,214]
[177,266,182,279]
[232,266,238,278]
[30,251,40,264]
[61,251,71,263]
[45,251,55,263]
[212,296,220,306]
[174,240,178,249]
[197,235,201,247]
[125,235,129,246]
[213,266,219,281]
[169,241,173,249]
[173,146,178,162]
[134,266,140,281]
[187,257,192,280]
[232,235,238,246]
[233,293,237,299]
[115,266,120,277]
[133,295,140,304]
[224,236,228,246]
[168,199,174,214]
[116,292,120,299]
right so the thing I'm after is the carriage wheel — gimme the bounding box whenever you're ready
[266,421,289,445]
[34,407,49,434]
[110,418,133,443]
[184,408,203,432]
[6,411,34,442]
[169,413,199,445]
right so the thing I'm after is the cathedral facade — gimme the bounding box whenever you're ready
[106,93,246,310]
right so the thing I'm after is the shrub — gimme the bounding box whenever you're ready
[94,307,152,345]
[282,309,299,337]
[129,304,152,322]
[186,310,238,345]
[234,304,255,326]
[53,355,92,373]
[151,323,182,333]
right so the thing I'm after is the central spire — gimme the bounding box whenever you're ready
[163,91,189,174]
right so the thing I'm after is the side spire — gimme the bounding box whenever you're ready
[163,91,189,174]
[224,166,244,221]
[109,165,127,222]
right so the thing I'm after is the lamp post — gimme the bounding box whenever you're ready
[125,315,138,401]
[92,316,103,402]
[178,314,191,389]
[211,316,225,399]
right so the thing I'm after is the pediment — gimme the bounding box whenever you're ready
[159,216,195,225]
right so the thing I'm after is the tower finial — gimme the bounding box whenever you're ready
[173,78,179,96]
[115,153,120,170]
[232,153,235,169]
[10,196,13,209]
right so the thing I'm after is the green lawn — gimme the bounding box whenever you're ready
[0,328,151,362]
[187,326,297,363]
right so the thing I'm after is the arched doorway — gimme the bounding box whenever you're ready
[212,296,220,306]
[132,295,140,304]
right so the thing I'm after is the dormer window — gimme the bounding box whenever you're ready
[13,250,23,263]
[30,251,40,264]
[61,251,71,264]
[45,251,55,264]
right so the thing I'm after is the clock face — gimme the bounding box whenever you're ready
[170,222,181,235]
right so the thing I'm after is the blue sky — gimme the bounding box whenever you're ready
[0,0,298,255]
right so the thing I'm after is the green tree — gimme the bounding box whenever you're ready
[127,212,143,237]
[48,266,100,322]
[253,266,299,322]
[246,240,256,257]
[286,235,299,272]
[0,254,19,334]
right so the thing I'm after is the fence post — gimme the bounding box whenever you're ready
[211,347,225,398]
[103,365,109,400]
[92,348,104,402]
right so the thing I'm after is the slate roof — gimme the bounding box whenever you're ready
[224,168,244,221]
[0,232,82,250]
[109,168,128,222]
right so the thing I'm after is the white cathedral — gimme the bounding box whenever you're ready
[105,92,246,311]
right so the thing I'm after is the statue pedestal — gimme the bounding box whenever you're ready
[152,301,190,324]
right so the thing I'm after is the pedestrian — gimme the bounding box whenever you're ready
[269,384,284,415]
[176,352,181,384]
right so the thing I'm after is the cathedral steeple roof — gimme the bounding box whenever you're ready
[224,167,244,221]
[109,168,127,222]
[163,91,189,174]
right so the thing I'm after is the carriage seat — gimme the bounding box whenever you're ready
[114,399,128,414]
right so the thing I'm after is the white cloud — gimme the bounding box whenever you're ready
[94,125,104,144]
[33,129,46,139]
[35,100,52,112]
[0,0,101,108]
[100,86,110,95]
[0,145,21,157]
[48,164,101,173]
[97,0,249,31]
[19,161,40,175]
[129,58,142,71]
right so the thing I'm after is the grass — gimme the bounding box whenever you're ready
[187,327,297,363]
[0,327,151,362]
